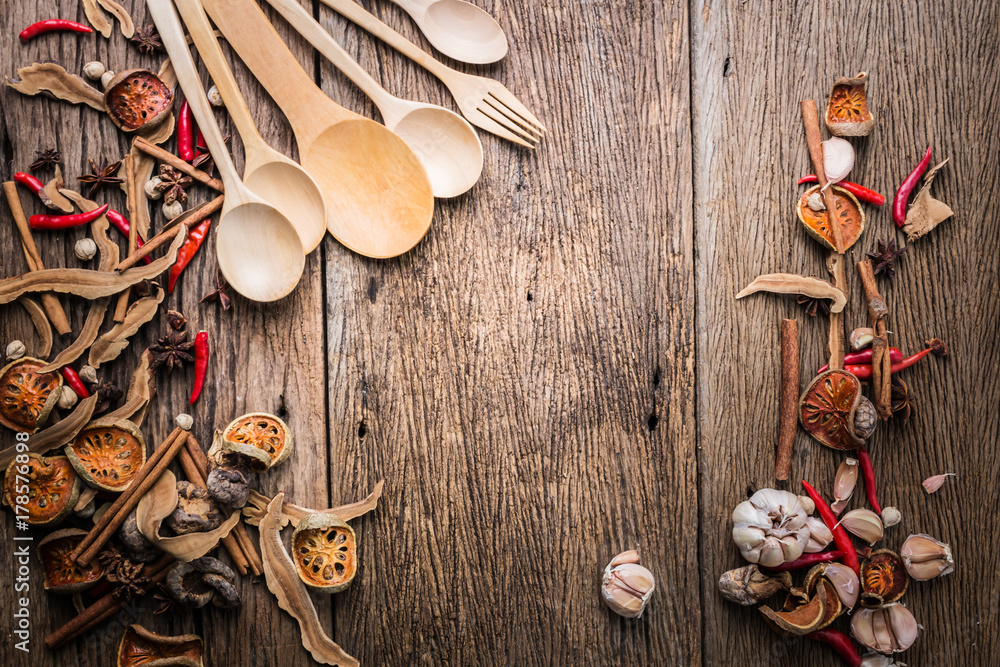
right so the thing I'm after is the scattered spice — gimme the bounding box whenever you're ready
[130,25,164,54]
[902,158,953,241]
[201,270,232,310]
[149,329,195,373]
[93,381,124,414]
[760,550,846,572]
[893,145,932,227]
[20,19,93,42]
[839,339,948,380]
[78,157,124,197]
[890,376,915,422]
[30,148,62,173]
[856,447,882,515]
[167,310,188,331]
[61,366,91,399]
[154,164,194,205]
[13,171,46,198]
[797,292,831,317]
[817,348,902,373]
[190,332,209,405]
[867,239,906,279]
[106,209,151,264]
[29,204,109,230]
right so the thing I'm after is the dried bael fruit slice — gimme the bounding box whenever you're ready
[37,528,105,593]
[796,185,865,252]
[860,549,909,608]
[116,624,204,667]
[104,69,173,133]
[221,412,293,471]
[3,454,81,526]
[65,420,147,492]
[292,514,357,593]
[799,370,864,451]
[0,357,63,432]
[825,72,874,137]
[759,581,828,636]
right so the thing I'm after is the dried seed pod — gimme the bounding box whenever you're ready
[831,458,859,515]
[803,516,834,553]
[854,396,878,440]
[732,489,810,567]
[292,514,358,593]
[602,551,655,618]
[859,549,909,608]
[221,412,294,471]
[206,465,250,509]
[851,603,919,654]
[75,237,98,261]
[57,386,79,410]
[37,528,105,593]
[796,185,865,252]
[839,509,884,545]
[83,61,106,81]
[165,481,224,535]
[64,420,147,492]
[0,357,63,432]
[5,340,26,360]
[118,509,161,563]
[922,472,956,494]
[116,624,204,667]
[825,72,874,137]
[718,564,791,606]
[900,533,954,581]
[104,69,173,133]
[799,370,864,450]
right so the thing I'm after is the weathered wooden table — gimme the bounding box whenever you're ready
[2,0,997,664]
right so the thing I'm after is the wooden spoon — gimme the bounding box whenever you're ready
[201,0,434,259]
[263,0,482,198]
[148,0,304,302]
[174,0,327,252]
[389,0,508,65]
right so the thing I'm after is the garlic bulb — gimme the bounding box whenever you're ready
[823,137,855,184]
[803,516,833,553]
[851,603,919,654]
[900,533,954,581]
[601,550,654,618]
[732,489,810,567]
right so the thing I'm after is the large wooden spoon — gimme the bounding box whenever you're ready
[174,0,326,252]
[263,0,482,198]
[390,0,508,65]
[148,0,304,302]
[201,0,434,258]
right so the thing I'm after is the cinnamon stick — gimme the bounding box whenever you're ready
[72,428,188,565]
[134,137,224,192]
[45,554,174,649]
[112,155,138,322]
[776,318,799,481]
[3,181,72,334]
[114,195,223,271]
[800,100,845,254]
[857,260,892,419]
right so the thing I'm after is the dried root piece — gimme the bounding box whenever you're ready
[96,0,135,38]
[5,62,106,110]
[242,480,385,528]
[736,274,846,313]
[82,0,113,38]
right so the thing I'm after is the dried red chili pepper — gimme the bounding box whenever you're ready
[105,209,152,265]
[856,446,881,515]
[29,204,109,230]
[798,175,885,206]
[168,218,211,293]
[893,145,932,227]
[837,341,947,380]
[817,348,903,373]
[20,19,93,42]
[760,550,846,572]
[13,172,45,195]
[177,100,196,162]
[802,480,859,575]
[190,331,208,405]
[60,367,91,399]
[807,629,862,667]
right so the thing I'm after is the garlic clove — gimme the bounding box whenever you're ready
[758,538,785,568]
[798,495,816,516]
[807,191,826,211]
[822,562,860,609]
[778,533,806,562]
[850,327,875,351]
[822,136,855,184]
[852,604,919,654]
[871,606,893,654]
[803,517,833,553]
[57,386,78,410]
[851,608,877,649]
[609,549,640,568]
[922,472,956,494]
[6,340,26,360]
[880,506,901,528]
[732,500,770,527]
[900,533,954,580]
[732,525,766,550]
[859,653,895,667]
[602,554,654,619]
[884,603,919,652]
[832,458,859,515]
[838,509,883,544]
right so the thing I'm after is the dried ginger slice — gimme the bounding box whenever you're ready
[260,494,359,667]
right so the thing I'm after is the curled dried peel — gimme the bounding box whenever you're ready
[0,394,97,471]
[759,582,828,636]
[0,357,63,432]
[260,494,359,667]
[796,186,865,251]
[799,370,864,450]
[242,480,385,528]
[117,624,204,667]
[105,69,173,133]
[65,419,147,492]
[736,274,845,313]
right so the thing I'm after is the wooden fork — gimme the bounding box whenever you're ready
[316,0,545,148]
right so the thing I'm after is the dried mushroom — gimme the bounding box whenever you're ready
[718,564,792,606]
[3,454,81,526]
[859,549,909,608]
[206,465,250,509]
[221,412,293,471]
[118,508,161,563]
[37,528,105,593]
[797,185,865,251]
[292,514,358,593]
[104,69,173,132]
[164,557,240,610]
[0,357,63,432]
[116,624,203,667]
[799,370,865,450]
[825,72,875,136]
[64,419,147,492]
[165,481,224,535]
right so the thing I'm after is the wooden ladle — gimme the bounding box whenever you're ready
[390,0,508,65]
[263,0,483,198]
[174,0,327,253]
[201,0,435,259]
[148,0,304,302]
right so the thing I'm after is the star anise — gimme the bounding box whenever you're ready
[867,239,906,279]
[150,330,195,372]
[890,376,915,423]
[98,544,128,570]
[106,558,150,601]
[797,293,831,317]
[152,583,179,616]
[94,382,124,414]
[30,148,61,172]
[131,25,164,54]
[154,165,193,205]
[201,270,232,310]
[77,157,124,197]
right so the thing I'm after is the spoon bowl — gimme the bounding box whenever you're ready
[397,0,508,64]
[388,104,482,198]
[216,201,306,301]
[243,160,327,249]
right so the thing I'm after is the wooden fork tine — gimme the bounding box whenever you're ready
[467,110,536,148]
[478,102,539,145]
[482,97,541,141]
[487,86,546,133]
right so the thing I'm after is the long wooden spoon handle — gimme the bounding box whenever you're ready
[146,0,244,194]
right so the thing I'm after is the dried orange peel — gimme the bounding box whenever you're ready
[104,69,173,133]
[37,528,105,593]
[796,185,865,252]
[3,454,81,526]
[219,412,293,471]
[799,370,865,451]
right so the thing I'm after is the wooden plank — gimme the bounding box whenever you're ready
[316,0,698,663]
[692,1,1000,664]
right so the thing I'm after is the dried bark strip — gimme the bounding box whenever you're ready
[857,260,892,419]
[17,297,52,358]
[89,286,165,368]
[775,319,799,480]
[0,394,97,468]
[5,62,105,110]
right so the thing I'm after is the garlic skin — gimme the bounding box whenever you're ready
[803,516,833,553]
[831,458,859,515]
[6,340,26,360]
[602,551,654,619]
[839,509,883,545]
[57,386,78,410]
[83,61,106,80]
[732,489,810,567]
[881,507,901,528]
[75,237,98,261]
[860,652,901,666]
[822,136,855,184]
[851,603,919,654]
[900,533,954,581]
[922,472,956,494]
[101,71,115,89]
[822,562,860,609]
[806,191,825,211]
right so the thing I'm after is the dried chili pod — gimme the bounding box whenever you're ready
[104,69,173,133]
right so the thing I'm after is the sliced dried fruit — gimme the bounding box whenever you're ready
[825,72,874,137]
[3,454,81,526]
[104,69,173,133]
[0,357,63,432]
[799,370,864,451]
[37,528,105,592]
[860,549,909,608]
[292,514,357,593]
[116,624,203,667]
[796,185,865,252]
[759,581,828,636]
[65,419,147,492]
[221,412,293,470]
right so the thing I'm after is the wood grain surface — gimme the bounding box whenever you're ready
[0,1,996,666]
